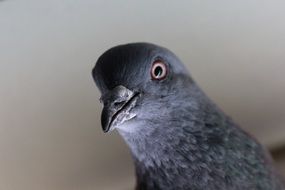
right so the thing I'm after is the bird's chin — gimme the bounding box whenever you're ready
[115,120,141,134]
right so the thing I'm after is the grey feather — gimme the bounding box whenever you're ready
[92,42,285,190]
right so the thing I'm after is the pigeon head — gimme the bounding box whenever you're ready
[92,43,195,134]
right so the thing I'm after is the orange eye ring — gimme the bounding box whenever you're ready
[151,60,167,80]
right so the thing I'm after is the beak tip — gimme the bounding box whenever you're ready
[102,126,110,133]
[101,107,112,133]
[101,120,110,133]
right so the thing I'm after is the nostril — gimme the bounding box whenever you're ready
[113,101,125,107]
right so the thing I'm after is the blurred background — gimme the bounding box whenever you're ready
[0,0,285,189]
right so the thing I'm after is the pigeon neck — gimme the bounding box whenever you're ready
[118,115,278,190]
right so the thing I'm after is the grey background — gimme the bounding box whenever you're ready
[0,1,284,189]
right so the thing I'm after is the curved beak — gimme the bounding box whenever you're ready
[100,85,139,133]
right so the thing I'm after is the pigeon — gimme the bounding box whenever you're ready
[92,43,284,190]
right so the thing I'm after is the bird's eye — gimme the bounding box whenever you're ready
[151,60,167,80]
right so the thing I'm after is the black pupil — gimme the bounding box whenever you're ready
[154,66,163,77]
